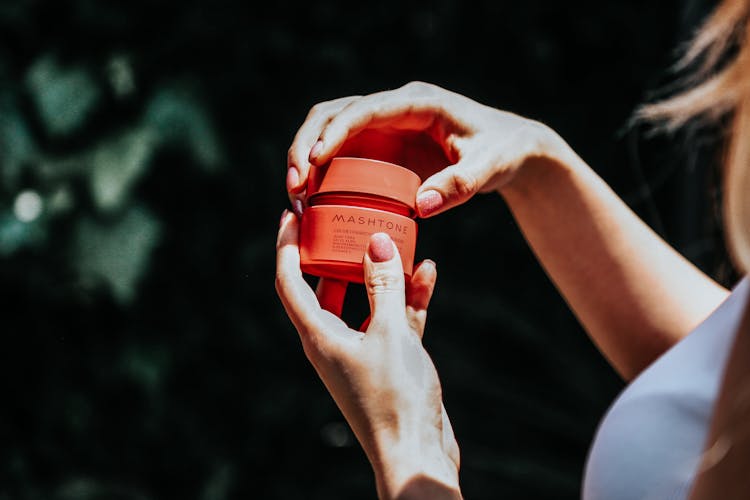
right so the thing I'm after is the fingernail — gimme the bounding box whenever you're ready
[368,233,394,262]
[309,140,323,161]
[416,190,443,217]
[280,209,290,227]
[286,166,300,191]
[292,199,304,218]
[423,259,437,270]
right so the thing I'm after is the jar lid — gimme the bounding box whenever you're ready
[307,157,421,209]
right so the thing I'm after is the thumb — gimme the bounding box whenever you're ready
[415,149,506,217]
[362,233,407,333]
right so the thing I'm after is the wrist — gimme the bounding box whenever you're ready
[371,433,461,499]
[496,125,583,202]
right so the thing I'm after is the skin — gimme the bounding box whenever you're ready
[287,81,729,379]
[276,215,461,499]
[278,81,737,497]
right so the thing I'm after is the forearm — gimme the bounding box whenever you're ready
[499,134,729,380]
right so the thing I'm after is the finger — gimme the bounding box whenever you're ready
[405,259,438,338]
[312,82,459,166]
[275,210,332,348]
[416,119,552,217]
[287,96,358,198]
[362,232,408,334]
[415,146,509,218]
[316,277,348,318]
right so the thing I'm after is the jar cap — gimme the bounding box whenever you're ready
[307,157,421,209]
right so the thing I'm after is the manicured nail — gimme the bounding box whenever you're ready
[309,140,323,161]
[423,259,437,270]
[368,233,394,262]
[286,166,300,191]
[292,199,304,218]
[416,190,444,217]
[280,209,290,227]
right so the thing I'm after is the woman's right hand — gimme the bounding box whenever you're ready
[286,81,573,217]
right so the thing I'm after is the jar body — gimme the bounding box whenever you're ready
[300,204,417,283]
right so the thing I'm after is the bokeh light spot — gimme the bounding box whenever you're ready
[13,190,43,222]
[320,421,353,448]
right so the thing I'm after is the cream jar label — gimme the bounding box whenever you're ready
[300,204,417,276]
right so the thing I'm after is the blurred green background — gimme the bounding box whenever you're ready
[0,0,735,499]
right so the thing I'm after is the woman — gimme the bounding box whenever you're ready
[276,1,750,498]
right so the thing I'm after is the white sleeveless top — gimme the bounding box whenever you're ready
[582,277,748,500]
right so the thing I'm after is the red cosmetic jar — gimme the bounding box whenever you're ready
[300,157,421,283]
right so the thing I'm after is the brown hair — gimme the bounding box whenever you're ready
[638,0,750,272]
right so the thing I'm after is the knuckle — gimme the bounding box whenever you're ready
[366,270,403,295]
[299,333,328,365]
[516,119,551,152]
[331,95,360,107]
[310,95,356,117]
[450,169,478,198]
[274,270,293,295]
[402,80,425,90]
[402,80,432,93]
[308,102,326,117]
[337,98,360,119]
[274,273,285,294]
[400,81,444,101]
[321,110,347,136]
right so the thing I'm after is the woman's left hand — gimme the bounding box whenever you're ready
[275,210,461,499]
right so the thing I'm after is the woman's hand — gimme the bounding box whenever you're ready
[275,210,461,499]
[286,81,732,380]
[286,81,568,217]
